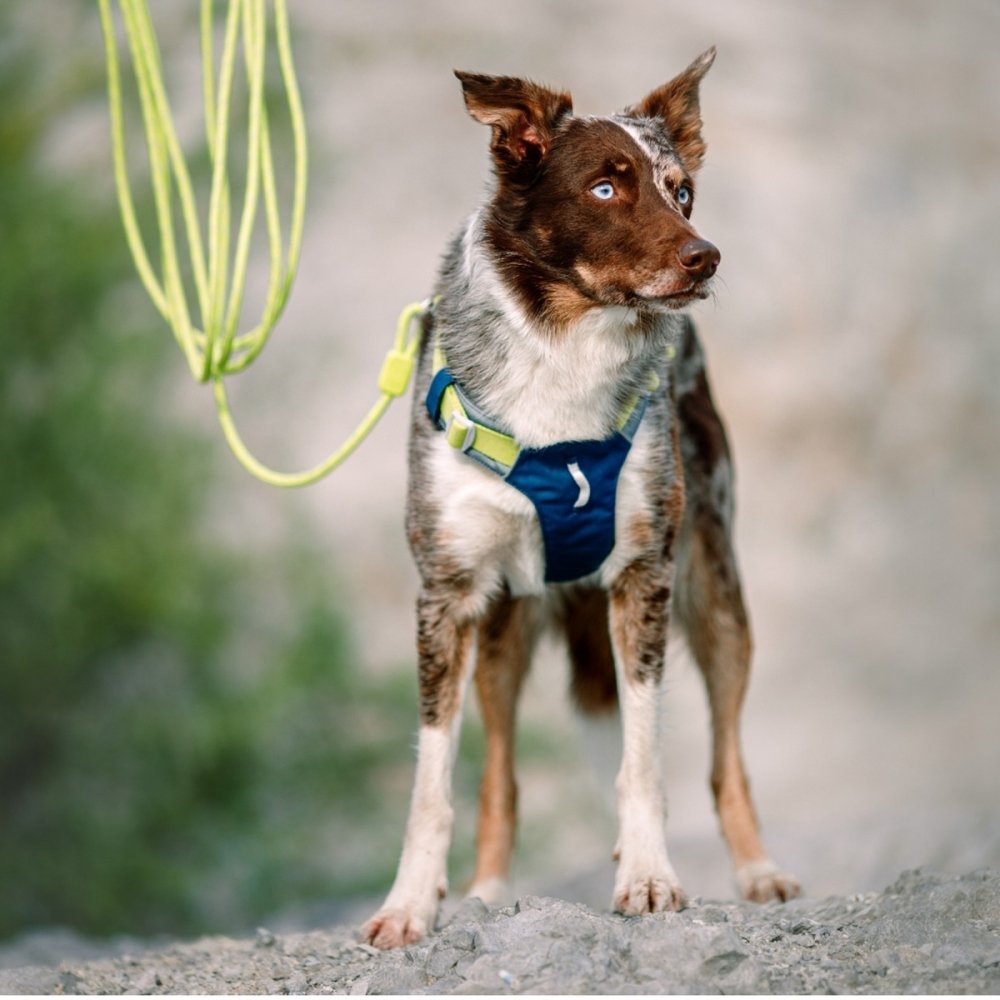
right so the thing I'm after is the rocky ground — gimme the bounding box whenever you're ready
[2,868,998,995]
[3,2,997,996]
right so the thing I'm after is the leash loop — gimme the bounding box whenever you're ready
[212,300,427,488]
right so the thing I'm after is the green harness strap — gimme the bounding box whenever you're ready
[98,0,422,488]
[429,340,663,472]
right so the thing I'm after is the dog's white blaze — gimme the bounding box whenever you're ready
[611,117,679,210]
[567,461,591,508]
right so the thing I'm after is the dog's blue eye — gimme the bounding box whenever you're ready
[677,184,692,207]
[590,181,615,201]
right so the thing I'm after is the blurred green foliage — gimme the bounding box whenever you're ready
[0,8,437,941]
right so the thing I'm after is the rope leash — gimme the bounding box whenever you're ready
[98,0,420,487]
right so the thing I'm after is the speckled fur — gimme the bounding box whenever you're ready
[363,49,798,951]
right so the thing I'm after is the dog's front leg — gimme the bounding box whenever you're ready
[362,584,475,949]
[609,557,685,914]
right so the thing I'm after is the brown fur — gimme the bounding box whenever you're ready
[456,71,573,186]
[471,592,538,889]
[479,115,715,328]
[415,575,476,726]
[362,49,798,951]
[624,48,716,174]
[560,588,618,714]
[609,556,674,686]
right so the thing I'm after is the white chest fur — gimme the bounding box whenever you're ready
[477,304,654,448]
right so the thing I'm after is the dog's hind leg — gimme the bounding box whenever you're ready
[467,591,537,904]
[674,330,800,903]
[675,517,799,901]
[361,580,477,949]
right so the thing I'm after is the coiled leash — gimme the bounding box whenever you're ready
[98,0,423,488]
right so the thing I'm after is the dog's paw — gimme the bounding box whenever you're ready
[613,871,686,915]
[360,907,430,950]
[736,860,801,903]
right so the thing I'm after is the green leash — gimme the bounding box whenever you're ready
[98,0,422,488]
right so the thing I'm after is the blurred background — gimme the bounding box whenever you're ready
[2,0,998,956]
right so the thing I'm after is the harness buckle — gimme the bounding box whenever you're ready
[445,411,477,453]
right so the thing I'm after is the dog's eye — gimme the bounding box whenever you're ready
[677,184,693,207]
[590,181,615,201]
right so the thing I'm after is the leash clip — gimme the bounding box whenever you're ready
[445,411,477,453]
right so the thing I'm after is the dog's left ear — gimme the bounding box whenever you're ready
[625,47,716,174]
[455,71,573,184]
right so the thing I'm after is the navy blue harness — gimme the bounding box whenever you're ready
[425,364,651,584]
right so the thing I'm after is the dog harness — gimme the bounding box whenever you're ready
[425,344,658,583]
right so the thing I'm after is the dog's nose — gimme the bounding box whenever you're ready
[677,238,720,280]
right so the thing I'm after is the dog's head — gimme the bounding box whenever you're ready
[456,49,719,328]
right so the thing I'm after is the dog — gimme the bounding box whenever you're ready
[362,47,799,949]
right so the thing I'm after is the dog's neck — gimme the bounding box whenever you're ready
[436,210,677,449]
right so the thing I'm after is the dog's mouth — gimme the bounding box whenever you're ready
[635,281,712,310]
[573,261,714,314]
[661,284,710,302]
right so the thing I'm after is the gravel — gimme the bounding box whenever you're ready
[3,868,997,995]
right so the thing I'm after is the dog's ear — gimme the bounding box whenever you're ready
[625,47,716,173]
[455,71,573,183]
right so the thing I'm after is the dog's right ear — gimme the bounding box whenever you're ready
[625,47,716,174]
[455,71,572,183]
